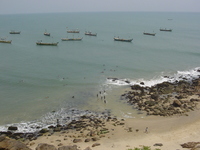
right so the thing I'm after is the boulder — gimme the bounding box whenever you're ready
[8,126,18,131]
[173,100,182,107]
[36,143,57,150]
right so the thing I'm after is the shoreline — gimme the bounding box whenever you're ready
[0,77,200,150]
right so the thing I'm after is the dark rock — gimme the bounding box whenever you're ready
[92,143,100,147]
[39,128,49,133]
[73,139,82,143]
[36,143,57,150]
[84,138,91,142]
[92,137,100,141]
[173,100,182,107]
[181,142,200,148]
[153,143,163,146]
[8,126,18,131]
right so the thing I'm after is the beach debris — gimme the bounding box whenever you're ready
[144,127,148,133]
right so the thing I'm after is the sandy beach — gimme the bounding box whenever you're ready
[27,96,200,150]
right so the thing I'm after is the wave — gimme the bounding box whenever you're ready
[0,108,111,133]
[106,67,200,87]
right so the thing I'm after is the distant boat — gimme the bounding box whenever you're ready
[143,32,156,36]
[114,37,133,42]
[44,31,50,36]
[85,31,97,36]
[61,37,83,41]
[67,30,80,33]
[160,28,172,32]
[0,38,12,44]
[9,31,21,34]
[36,40,58,46]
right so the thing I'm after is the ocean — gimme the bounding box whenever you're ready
[0,12,200,132]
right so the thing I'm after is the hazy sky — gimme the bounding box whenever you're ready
[0,0,199,14]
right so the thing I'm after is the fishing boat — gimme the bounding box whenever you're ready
[36,40,58,46]
[143,32,156,36]
[160,28,172,32]
[44,32,50,36]
[114,37,133,42]
[61,37,82,41]
[9,31,21,34]
[67,30,80,33]
[0,38,12,43]
[85,31,97,36]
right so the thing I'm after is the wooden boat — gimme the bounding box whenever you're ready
[67,30,80,33]
[61,37,82,41]
[160,28,172,32]
[0,38,12,43]
[9,31,21,34]
[85,31,97,36]
[44,32,50,36]
[143,32,156,36]
[114,37,133,42]
[36,41,58,46]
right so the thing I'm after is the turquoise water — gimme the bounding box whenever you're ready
[0,12,200,132]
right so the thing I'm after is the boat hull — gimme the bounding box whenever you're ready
[85,32,97,36]
[61,38,82,41]
[143,32,156,36]
[160,29,172,32]
[36,42,58,46]
[0,40,12,44]
[114,38,133,42]
[9,31,21,34]
[67,31,80,33]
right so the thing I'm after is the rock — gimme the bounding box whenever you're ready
[153,143,163,146]
[36,143,57,150]
[173,100,182,107]
[92,137,100,141]
[0,135,31,150]
[84,147,92,150]
[92,143,100,147]
[58,145,79,150]
[181,142,200,148]
[39,128,49,133]
[84,138,91,142]
[73,139,82,143]
[8,126,18,131]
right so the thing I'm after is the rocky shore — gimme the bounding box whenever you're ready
[1,77,200,150]
[121,77,200,116]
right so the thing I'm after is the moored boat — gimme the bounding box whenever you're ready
[0,38,12,44]
[85,31,97,36]
[44,32,50,36]
[114,37,133,42]
[160,28,172,32]
[143,32,156,36]
[67,30,80,33]
[36,40,58,46]
[9,31,21,34]
[61,37,82,41]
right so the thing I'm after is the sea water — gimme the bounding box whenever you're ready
[0,12,200,132]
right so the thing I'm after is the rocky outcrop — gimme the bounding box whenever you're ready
[121,78,200,116]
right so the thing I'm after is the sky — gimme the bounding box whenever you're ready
[0,0,199,14]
